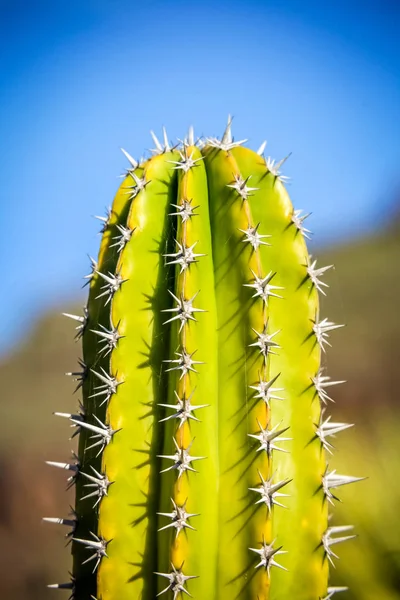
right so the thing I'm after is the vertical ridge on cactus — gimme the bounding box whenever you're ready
[49,118,362,600]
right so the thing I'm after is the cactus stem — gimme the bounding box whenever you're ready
[167,148,204,172]
[109,224,135,253]
[63,309,89,339]
[313,318,344,353]
[158,498,200,537]
[291,209,312,239]
[248,420,292,455]
[322,525,356,566]
[244,270,284,303]
[81,466,113,507]
[249,471,292,510]
[72,533,109,572]
[239,223,271,250]
[307,257,333,296]
[249,538,288,573]
[227,173,259,200]
[159,437,205,478]
[322,469,365,505]
[265,155,291,183]
[249,324,280,356]
[163,348,204,378]
[164,240,206,272]
[249,372,284,405]
[155,564,198,599]
[158,389,209,427]
[312,369,346,404]
[162,290,205,330]
[169,199,199,222]
[90,322,124,356]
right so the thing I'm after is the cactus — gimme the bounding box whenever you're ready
[46,118,363,600]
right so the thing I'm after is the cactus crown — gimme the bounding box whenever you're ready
[47,118,362,600]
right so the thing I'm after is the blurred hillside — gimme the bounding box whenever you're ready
[0,222,399,599]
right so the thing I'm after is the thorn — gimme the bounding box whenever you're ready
[150,127,171,154]
[316,411,354,454]
[124,171,151,200]
[313,318,344,352]
[164,240,205,273]
[91,322,123,356]
[249,538,287,574]
[159,389,208,427]
[169,198,199,223]
[244,270,283,304]
[227,173,258,200]
[163,348,204,379]
[307,256,333,296]
[322,467,365,505]
[265,155,291,183]
[72,415,119,456]
[312,368,345,404]
[158,498,199,538]
[62,307,88,340]
[292,209,312,239]
[239,223,271,251]
[72,532,109,573]
[257,140,267,156]
[81,466,112,507]
[90,367,123,405]
[83,256,98,287]
[121,147,138,170]
[65,358,88,392]
[249,323,280,357]
[45,454,80,489]
[47,576,75,599]
[249,471,291,510]
[94,207,112,234]
[206,115,247,151]
[166,148,204,172]
[109,224,135,253]
[186,125,195,146]
[158,438,205,478]
[249,372,284,406]
[322,587,348,599]
[162,290,205,331]
[248,420,292,456]
[155,563,198,599]
[322,525,356,566]
[95,269,127,305]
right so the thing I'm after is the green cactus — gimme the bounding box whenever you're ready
[46,118,362,600]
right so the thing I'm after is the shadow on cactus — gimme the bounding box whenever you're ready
[45,118,364,600]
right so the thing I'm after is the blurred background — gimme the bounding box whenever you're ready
[0,0,399,598]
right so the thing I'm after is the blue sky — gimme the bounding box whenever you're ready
[0,0,399,354]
